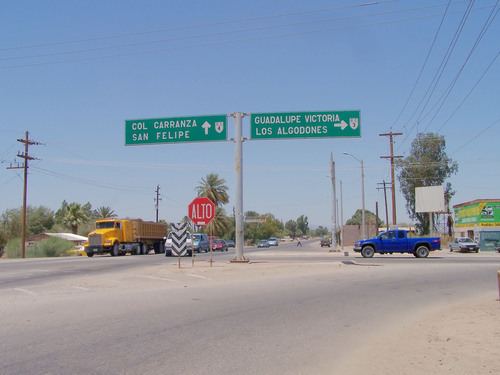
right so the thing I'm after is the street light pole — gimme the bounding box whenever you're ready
[361,159,366,239]
[343,152,366,239]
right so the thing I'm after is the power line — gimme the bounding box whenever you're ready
[421,0,500,130]
[436,48,500,132]
[450,117,500,154]
[1,3,467,70]
[31,166,151,194]
[398,0,476,150]
[390,0,452,129]
[0,1,395,52]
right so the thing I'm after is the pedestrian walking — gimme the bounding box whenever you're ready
[296,238,302,247]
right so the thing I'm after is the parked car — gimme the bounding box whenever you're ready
[354,229,441,258]
[192,233,210,253]
[212,239,228,252]
[225,239,235,248]
[165,232,193,256]
[320,237,331,247]
[267,237,279,246]
[449,237,479,253]
[257,240,270,248]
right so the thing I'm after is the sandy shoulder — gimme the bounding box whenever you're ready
[334,293,500,375]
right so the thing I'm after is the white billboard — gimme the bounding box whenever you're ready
[415,186,445,213]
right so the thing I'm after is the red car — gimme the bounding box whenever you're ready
[211,239,228,252]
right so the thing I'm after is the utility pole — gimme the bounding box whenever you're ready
[379,131,403,226]
[154,185,161,222]
[231,112,249,263]
[330,153,338,250]
[377,181,391,231]
[340,180,346,255]
[7,131,42,258]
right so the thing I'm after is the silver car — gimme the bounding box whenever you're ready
[449,237,479,253]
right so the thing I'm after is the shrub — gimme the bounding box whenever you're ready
[4,237,73,258]
[31,237,74,257]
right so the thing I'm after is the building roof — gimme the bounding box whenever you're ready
[45,233,88,241]
[453,199,500,209]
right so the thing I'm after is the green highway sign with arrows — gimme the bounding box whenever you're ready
[250,110,361,139]
[125,115,227,145]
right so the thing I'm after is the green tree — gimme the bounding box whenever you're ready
[93,206,117,219]
[1,208,22,239]
[312,226,329,237]
[56,201,92,234]
[346,209,383,227]
[205,208,231,237]
[196,173,230,238]
[28,206,55,234]
[285,219,298,238]
[196,173,229,207]
[0,206,54,239]
[296,215,309,236]
[397,133,458,234]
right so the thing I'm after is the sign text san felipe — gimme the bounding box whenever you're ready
[125,115,227,145]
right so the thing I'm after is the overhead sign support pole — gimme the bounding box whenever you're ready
[231,112,249,263]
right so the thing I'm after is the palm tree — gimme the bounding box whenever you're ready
[93,206,117,219]
[205,208,230,237]
[195,173,229,207]
[56,201,91,234]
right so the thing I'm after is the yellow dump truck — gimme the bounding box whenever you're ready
[85,218,168,257]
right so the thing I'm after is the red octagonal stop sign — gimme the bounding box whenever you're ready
[188,197,216,226]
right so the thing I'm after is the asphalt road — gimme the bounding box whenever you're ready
[1,241,499,374]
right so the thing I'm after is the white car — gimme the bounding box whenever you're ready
[449,237,479,253]
[165,232,193,256]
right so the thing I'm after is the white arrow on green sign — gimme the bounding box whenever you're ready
[250,110,360,139]
[125,115,227,145]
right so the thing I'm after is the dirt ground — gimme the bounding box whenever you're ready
[333,293,500,375]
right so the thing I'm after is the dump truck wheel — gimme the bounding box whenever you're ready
[111,242,120,257]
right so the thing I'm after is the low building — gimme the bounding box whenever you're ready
[27,233,88,247]
[453,199,500,251]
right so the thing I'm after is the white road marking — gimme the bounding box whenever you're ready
[142,275,178,282]
[186,273,211,280]
[13,288,37,296]
[72,286,90,291]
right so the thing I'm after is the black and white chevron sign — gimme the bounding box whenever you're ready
[170,222,189,256]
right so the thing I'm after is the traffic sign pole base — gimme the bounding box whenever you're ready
[230,257,250,263]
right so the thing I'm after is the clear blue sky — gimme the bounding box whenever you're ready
[1,0,499,229]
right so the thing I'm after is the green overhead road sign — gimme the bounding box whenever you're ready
[250,110,361,139]
[125,115,227,145]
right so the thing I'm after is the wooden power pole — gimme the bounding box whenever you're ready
[379,132,402,226]
[7,131,42,258]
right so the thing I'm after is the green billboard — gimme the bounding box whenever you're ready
[454,200,500,227]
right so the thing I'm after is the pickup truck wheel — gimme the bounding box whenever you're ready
[111,242,120,257]
[361,246,375,258]
[86,250,94,257]
[415,245,429,258]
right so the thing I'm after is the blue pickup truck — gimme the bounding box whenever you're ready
[354,229,441,258]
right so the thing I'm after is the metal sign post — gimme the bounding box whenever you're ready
[231,112,249,263]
